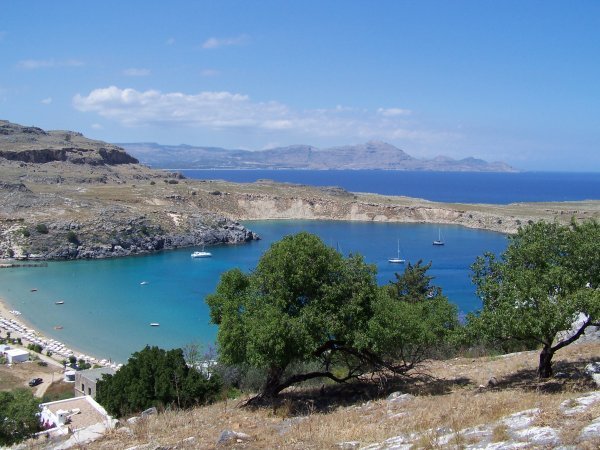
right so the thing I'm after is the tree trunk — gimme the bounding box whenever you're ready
[262,366,285,399]
[538,345,554,378]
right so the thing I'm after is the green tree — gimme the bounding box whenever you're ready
[96,346,221,417]
[0,389,40,446]
[370,261,458,367]
[207,232,456,403]
[470,220,600,378]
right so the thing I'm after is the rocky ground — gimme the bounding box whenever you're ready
[21,341,599,449]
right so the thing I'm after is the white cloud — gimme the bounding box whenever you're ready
[17,59,84,70]
[123,68,151,77]
[377,107,411,117]
[91,123,103,130]
[40,97,52,104]
[166,37,175,45]
[202,34,249,49]
[72,86,457,145]
[200,68,220,77]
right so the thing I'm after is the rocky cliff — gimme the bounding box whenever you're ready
[0,120,138,165]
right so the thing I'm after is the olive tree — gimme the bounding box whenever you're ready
[207,232,457,402]
[470,220,600,378]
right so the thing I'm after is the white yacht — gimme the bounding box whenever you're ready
[388,240,405,264]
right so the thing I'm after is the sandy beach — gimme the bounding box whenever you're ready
[0,295,121,370]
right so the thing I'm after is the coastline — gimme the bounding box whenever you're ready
[0,295,120,369]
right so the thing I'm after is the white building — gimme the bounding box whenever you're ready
[4,348,29,363]
[39,395,117,442]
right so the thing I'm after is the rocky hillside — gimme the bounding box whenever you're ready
[0,121,258,260]
[120,140,517,172]
[0,120,138,165]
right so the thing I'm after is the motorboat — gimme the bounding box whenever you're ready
[191,248,212,258]
[149,323,160,327]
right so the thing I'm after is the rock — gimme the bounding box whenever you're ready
[141,406,158,417]
[387,392,414,404]
[337,441,360,449]
[217,430,251,445]
[579,417,600,441]
[501,409,539,430]
[585,362,600,387]
[487,377,499,388]
[511,426,561,446]
[560,391,600,416]
[127,416,140,425]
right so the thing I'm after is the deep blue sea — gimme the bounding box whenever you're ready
[0,221,506,363]
[180,170,600,204]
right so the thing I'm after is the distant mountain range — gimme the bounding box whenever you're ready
[119,141,517,172]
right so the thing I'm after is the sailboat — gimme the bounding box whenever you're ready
[388,240,405,263]
[433,228,445,246]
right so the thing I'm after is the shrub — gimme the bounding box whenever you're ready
[21,228,30,237]
[66,231,79,245]
[96,346,222,417]
[35,224,49,234]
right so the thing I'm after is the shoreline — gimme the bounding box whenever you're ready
[0,295,121,369]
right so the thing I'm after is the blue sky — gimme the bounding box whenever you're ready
[1,1,599,171]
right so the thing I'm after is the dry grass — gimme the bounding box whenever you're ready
[81,342,600,449]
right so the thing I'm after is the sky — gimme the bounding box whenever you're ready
[1,1,599,171]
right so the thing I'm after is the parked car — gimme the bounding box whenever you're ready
[28,377,43,387]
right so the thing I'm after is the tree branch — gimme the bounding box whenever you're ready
[551,317,592,353]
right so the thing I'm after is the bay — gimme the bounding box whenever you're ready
[0,221,506,363]
[180,170,600,204]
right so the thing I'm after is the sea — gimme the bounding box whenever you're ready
[179,170,600,204]
[0,170,598,363]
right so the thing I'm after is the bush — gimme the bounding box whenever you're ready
[35,224,49,234]
[21,228,30,237]
[96,346,222,417]
[66,231,79,245]
[27,343,42,353]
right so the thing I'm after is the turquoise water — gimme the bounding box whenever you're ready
[0,221,506,363]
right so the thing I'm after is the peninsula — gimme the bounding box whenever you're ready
[120,141,517,171]
[1,120,598,260]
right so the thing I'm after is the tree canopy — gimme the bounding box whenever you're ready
[470,220,600,377]
[96,345,221,417]
[207,232,457,402]
[0,389,40,446]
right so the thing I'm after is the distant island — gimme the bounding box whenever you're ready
[119,141,518,172]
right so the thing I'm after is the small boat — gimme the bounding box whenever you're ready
[149,323,160,327]
[30,288,38,292]
[433,228,445,246]
[55,301,64,305]
[191,246,212,258]
[54,325,63,330]
[140,281,149,285]
[388,240,405,264]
